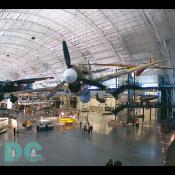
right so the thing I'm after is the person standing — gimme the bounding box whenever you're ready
[84,125,87,134]
[87,120,90,127]
[85,113,89,121]
[87,125,90,135]
[89,125,93,134]
[80,121,82,131]
[77,111,80,120]
[106,159,113,166]
[114,160,122,166]
[13,127,16,137]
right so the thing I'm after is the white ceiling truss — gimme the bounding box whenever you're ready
[0,9,173,85]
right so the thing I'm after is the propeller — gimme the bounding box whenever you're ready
[47,40,107,100]
[46,81,65,100]
[63,40,72,68]
[47,40,71,99]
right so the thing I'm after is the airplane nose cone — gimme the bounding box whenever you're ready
[63,68,77,84]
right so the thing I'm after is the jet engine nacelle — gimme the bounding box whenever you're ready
[79,89,91,103]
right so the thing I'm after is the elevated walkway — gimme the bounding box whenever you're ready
[108,83,142,99]
[112,102,171,115]
[141,84,175,90]
[91,84,175,92]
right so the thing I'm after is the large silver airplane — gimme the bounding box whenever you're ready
[42,40,165,103]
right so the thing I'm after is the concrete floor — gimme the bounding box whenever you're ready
[0,111,164,166]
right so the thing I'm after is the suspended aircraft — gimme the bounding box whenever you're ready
[0,77,54,103]
[139,94,158,102]
[45,40,165,103]
[80,54,171,76]
[137,94,159,109]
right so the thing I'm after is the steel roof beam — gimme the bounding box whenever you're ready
[98,9,134,63]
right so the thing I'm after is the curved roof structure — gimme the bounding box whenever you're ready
[0,9,174,85]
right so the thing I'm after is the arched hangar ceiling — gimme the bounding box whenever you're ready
[0,9,174,83]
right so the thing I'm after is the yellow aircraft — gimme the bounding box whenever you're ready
[57,111,77,125]
[57,117,77,125]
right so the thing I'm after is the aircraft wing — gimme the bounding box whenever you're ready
[80,63,134,68]
[140,95,158,101]
[11,87,63,95]
[12,82,71,95]
[80,61,171,70]
[91,68,110,73]
[13,77,54,85]
[93,59,166,83]
[150,65,173,69]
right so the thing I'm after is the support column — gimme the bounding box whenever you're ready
[155,108,157,125]
[127,73,133,123]
[142,107,145,127]
[133,73,136,102]
[160,89,168,122]
[142,107,145,121]
[149,108,152,123]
